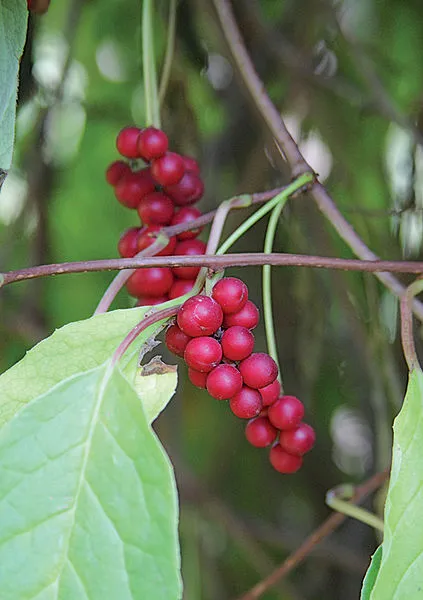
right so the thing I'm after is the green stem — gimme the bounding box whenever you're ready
[142,0,160,127]
[326,485,384,532]
[400,278,423,371]
[158,0,177,106]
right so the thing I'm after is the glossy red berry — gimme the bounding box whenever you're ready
[118,227,142,258]
[279,423,316,456]
[136,296,168,306]
[245,417,277,448]
[164,172,204,206]
[165,324,192,357]
[137,225,176,256]
[230,386,263,419]
[177,295,223,337]
[188,368,208,389]
[137,191,174,226]
[116,126,141,158]
[222,300,260,330]
[181,155,200,174]
[151,152,185,186]
[126,267,173,298]
[206,364,243,400]
[171,207,203,240]
[221,326,254,361]
[114,169,156,209]
[268,396,305,431]
[172,239,206,280]
[259,380,281,407]
[184,337,222,373]
[137,127,169,161]
[269,444,303,474]
[212,277,248,314]
[169,279,196,300]
[239,353,278,389]
[106,160,130,186]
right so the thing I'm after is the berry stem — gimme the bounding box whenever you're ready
[158,0,177,105]
[326,484,384,532]
[142,0,161,128]
[400,278,423,371]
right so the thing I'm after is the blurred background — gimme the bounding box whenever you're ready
[2,0,423,598]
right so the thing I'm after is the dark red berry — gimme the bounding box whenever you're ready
[212,277,248,314]
[137,191,174,226]
[221,326,255,361]
[239,353,278,389]
[106,160,130,186]
[137,225,176,256]
[181,155,200,174]
[172,239,206,280]
[245,417,277,448]
[177,295,223,337]
[114,169,156,209]
[206,364,243,400]
[165,324,191,357]
[171,207,203,240]
[279,423,316,456]
[27,0,51,13]
[136,296,168,306]
[268,396,305,430]
[116,126,142,158]
[126,267,173,298]
[169,279,196,300]
[230,386,263,419]
[137,127,169,161]
[164,172,204,206]
[184,337,222,373]
[269,444,303,474]
[259,380,281,407]
[188,368,208,389]
[223,300,260,330]
[151,152,185,186]
[118,227,142,258]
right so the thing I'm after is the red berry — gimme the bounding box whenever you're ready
[137,225,176,256]
[169,279,196,300]
[171,207,203,240]
[165,324,191,357]
[184,337,222,373]
[27,0,50,14]
[126,267,173,298]
[116,126,142,158]
[230,386,263,419]
[151,152,185,186]
[206,364,243,400]
[259,380,281,407]
[239,353,278,389]
[172,239,206,280]
[212,277,248,314]
[177,295,223,337]
[188,368,208,389]
[137,127,169,161]
[279,423,316,456]
[137,191,174,226]
[136,296,168,306]
[114,169,156,209]
[245,417,277,448]
[106,160,130,186]
[164,172,204,206]
[221,326,255,362]
[268,396,305,430]
[181,155,200,174]
[118,227,142,258]
[269,444,303,474]
[223,300,260,330]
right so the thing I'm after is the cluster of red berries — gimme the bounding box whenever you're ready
[105,126,206,306]
[164,277,315,473]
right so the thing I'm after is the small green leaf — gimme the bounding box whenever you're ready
[361,546,382,600]
[133,356,178,423]
[0,0,28,171]
[0,365,182,599]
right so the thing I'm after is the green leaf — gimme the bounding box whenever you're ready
[361,546,382,600]
[368,368,423,599]
[0,0,28,171]
[133,356,178,424]
[0,364,182,599]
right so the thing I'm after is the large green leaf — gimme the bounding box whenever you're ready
[0,364,182,599]
[367,368,423,599]
[0,0,27,171]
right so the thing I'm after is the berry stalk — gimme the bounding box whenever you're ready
[142,0,161,128]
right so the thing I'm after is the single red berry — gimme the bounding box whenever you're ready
[136,296,168,306]
[221,326,255,362]
[137,127,169,161]
[223,300,260,330]
[230,386,263,419]
[171,207,203,240]
[245,417,277,448]
[137,191,175,226]
[268,396,305,430]
[27,0,50,14]
[177,295,223,337]
[164,172,204,206]
[118,227,142,258]
[259,380,281,407]
[212,277,248,314]
[239,353,278,389]
[116,126,142,158]
[206,364,243,400]
[114,169,156,209]
[151,152,185,186]
[106,160,130,186]
[269,444,303,474]
[184,337,223,373]
[165,324,191,357]
[172,239,206,280]
[181,155,200,174]
[279,423,316,456]
[126,267,173,298]
[137,225,176,256]
[169,279,196,300]
[188,368,208,389]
